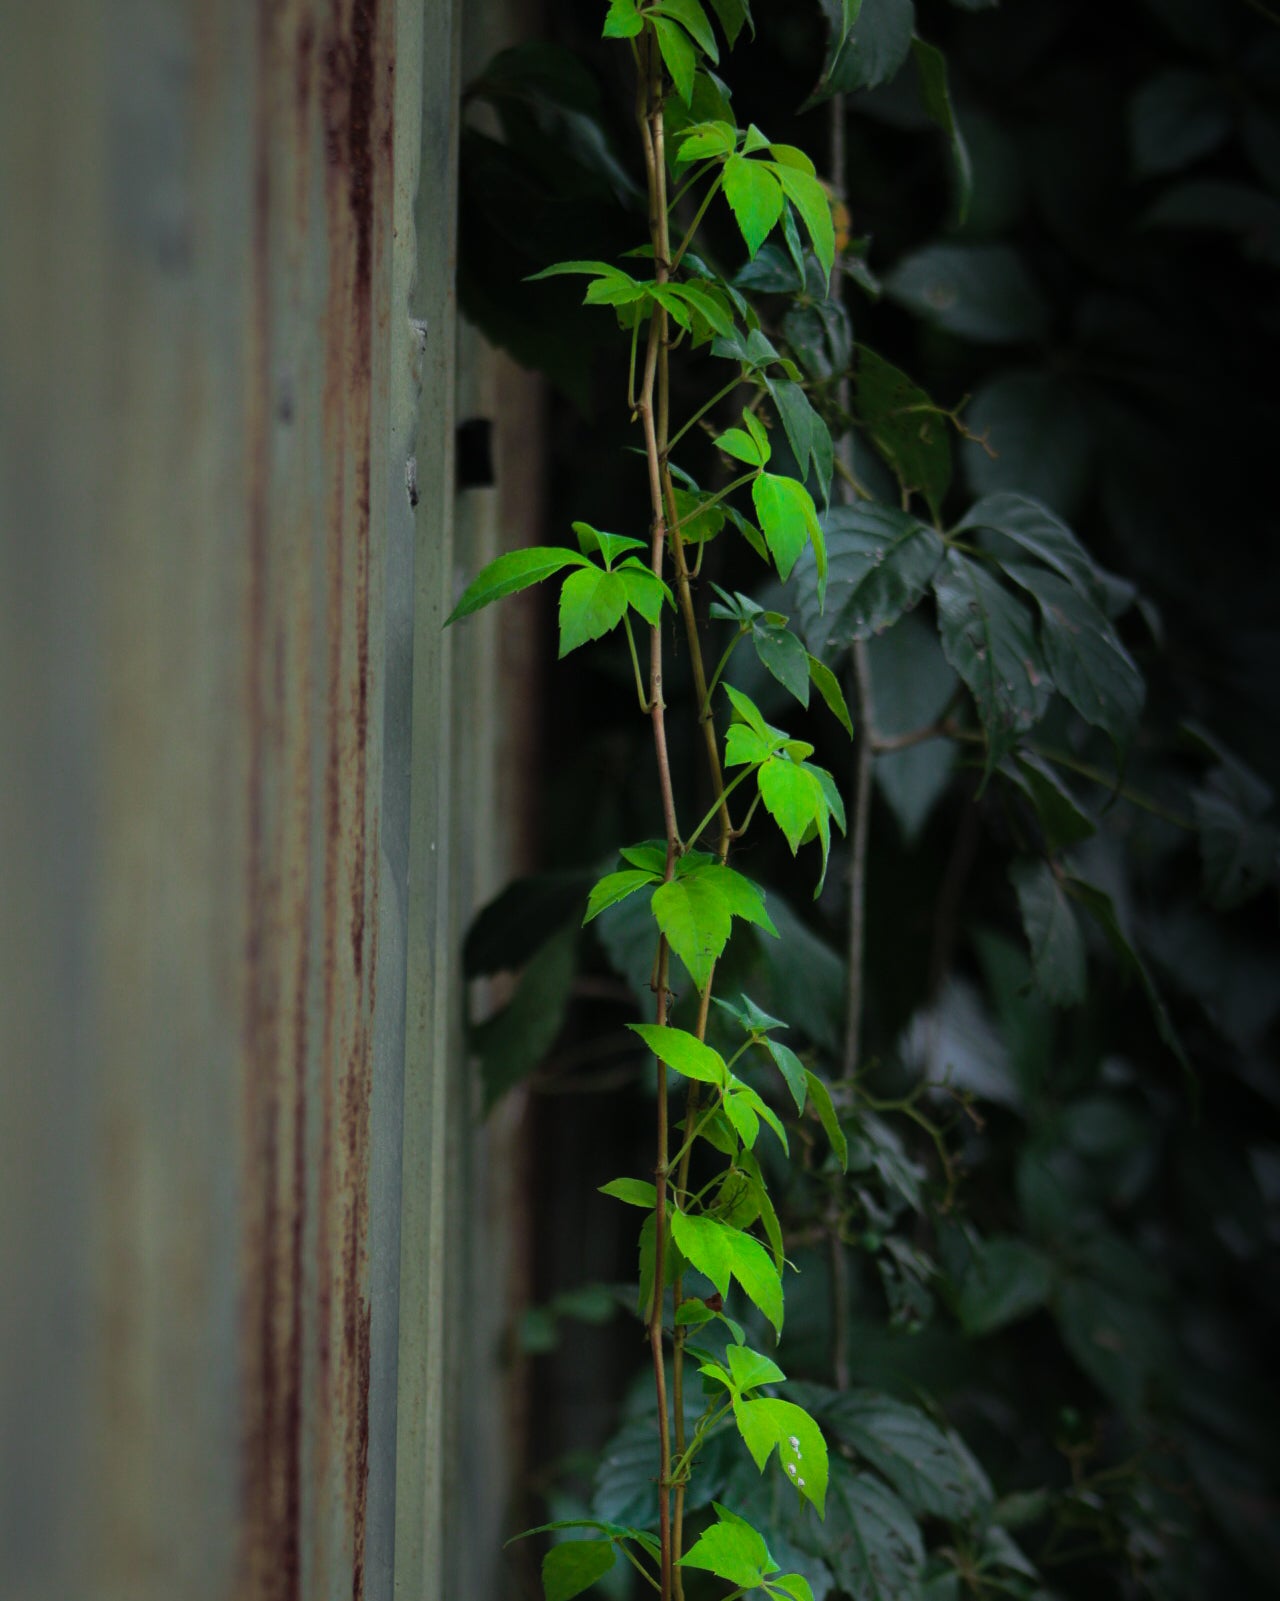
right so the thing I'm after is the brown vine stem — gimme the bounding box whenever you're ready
[635,40,738,1600]
[635,31,677,1600]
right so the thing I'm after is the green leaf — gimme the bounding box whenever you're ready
[677,118,738,163]
[766,379,834,505]
[655,0,720,60]
[886,244,1049,345]
[768,1577,816,1601]
[602,0,644,37]
[821,1389,991,1520]
[619,840,668,875]
[1001,753,1097,852]
[855,347,952,522]
[670,1209,734,1295]
[446,546,589,623]
[528,259,648,305]
[759,758,826,854]
[753,621,811,706]
[796,503,943,655]
[865,613,957,844]
[754,473,821,583]
[933,551,1051,775]
[1009,858,1086,1007]
[726,1342,787,1392]
[956,492,1105,603]
[804,1069,848,1169]
[724,683,777,742]
[654,15,697,105]
[473,923,578,1109]
[673,487,726,544]
[716,424,768,467]
[1008,567,1144,752]
[543,1539,616,1601]
[822,0,914,97]
[572,520,647,565]
[584,869,659,924]
[763,1037,808,1112]
[808,654,854,738]
[617,560,673,625]
[960,372,1095,521]
[665,281,735,339]
[464,870,595,976]
[911,36,972,224]
[724,154,785,256]
[1193,761,1279,909]
[819,1460,924,1601]
[599,1176,658,1208]
[630,1023,727,1085]
[652,873,733,991]
[772,166,835,280]
[957,1236,1053,1336]
[706,0,752,46]
[1065,877,1193,1081]
[735,1397,829,1514]
[1130,68,1231,178]
[558,566,629,657]
[725,1228,785,1333]
[713,864,780,938]
[680,1510,775,1588]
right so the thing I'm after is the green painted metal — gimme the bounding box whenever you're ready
[0,1,533,1598]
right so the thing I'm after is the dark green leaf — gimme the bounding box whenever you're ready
[764,1037,809,1112]
[1001,753,1097,852]
[1009,859,1087,1006]
[543,1539,616,1601]
[961,372,1095,520]
[855,347,953,521]
[865,613,957,844]
[809,1460,924,1601]
[753,621,812,706]
[821,0,915,99]
[956,1236,1053,1336]
[796,503,944,655]
[911,37,972,224]
[473,924,578,1108]
[1130,69,1232,178]
[1193,762,1279,909]
[821,1389,992,1519]
[446,546,588,623]
[933,551,1051,775]
[464,871,594,976]
[707,0,752,45]
[1067,878,1195,1087]
[767,379,834,503]
[885,244,1049,344]
[1008,566,1144,751]
[805,1069,848,1169]
[956,492,1104,603]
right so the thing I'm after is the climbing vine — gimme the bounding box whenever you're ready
[452,2,1280,1599]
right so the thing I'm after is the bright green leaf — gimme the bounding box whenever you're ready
[726,1342,787,1392]
[652,873,734,991]
[599,1176,658,1208]
[773,165,835,280]
[679,1511,775,1588]
[759,757,826,854]
[629,1022,727,1085]
[724,154,785,256]
[542,1539,617,1601]
[655,0,720,61]
[602,0,644,37]
[734,1397,829,1515]
[716,424,767,467]
[654,15,697,105]
[558,566,629,657]
[807,654,854,739]
[583,869,658,924]
[753,472,820,582]
[446,546,589,624]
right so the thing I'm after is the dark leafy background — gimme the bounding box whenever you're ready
[460,1,1280,1596]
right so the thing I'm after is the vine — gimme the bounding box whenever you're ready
[451,3,1280,1599]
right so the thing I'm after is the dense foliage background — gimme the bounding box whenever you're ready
[459,2,1280,1596]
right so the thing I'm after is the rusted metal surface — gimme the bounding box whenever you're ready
[1,2,422,1598]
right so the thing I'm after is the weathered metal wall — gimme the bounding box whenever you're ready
[0,1,531,1597]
